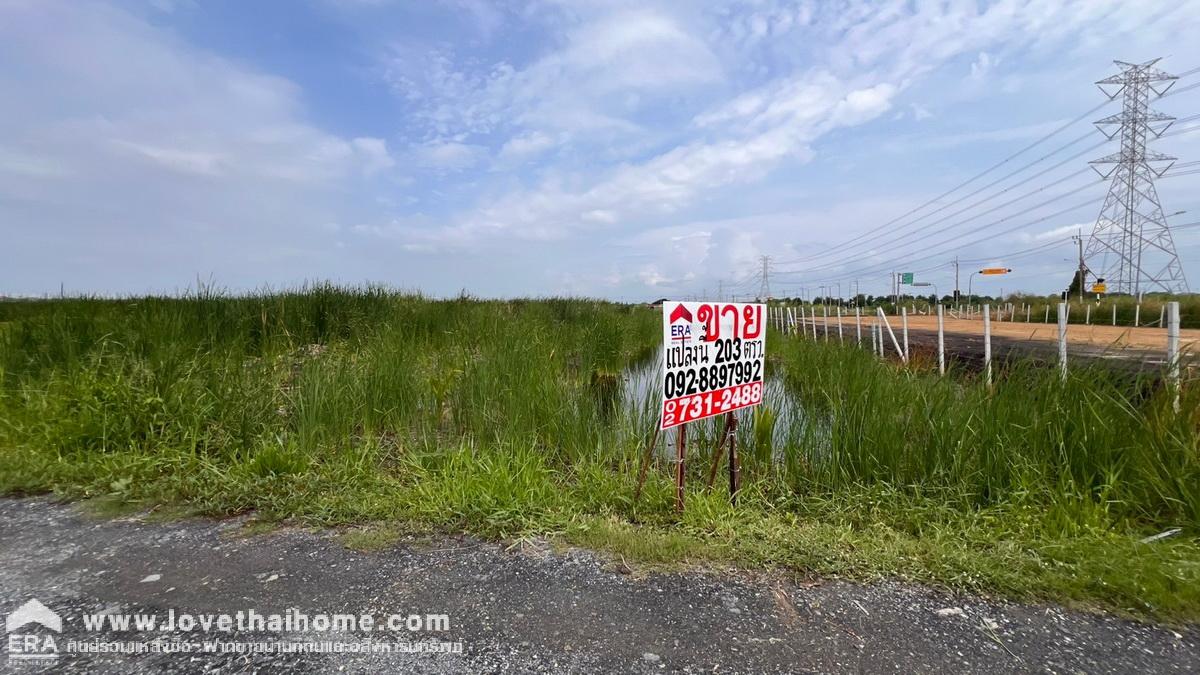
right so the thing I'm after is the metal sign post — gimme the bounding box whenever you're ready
[704,412,741,504]
[675,424,686,512]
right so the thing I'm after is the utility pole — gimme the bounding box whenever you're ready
[1071,229,1087,301]
[953,257,960,303]
[758,256,772,301]
[1083,58,1188,295]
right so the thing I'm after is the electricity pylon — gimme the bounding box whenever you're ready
[1083,58,1188,296]
[758,256,771,301]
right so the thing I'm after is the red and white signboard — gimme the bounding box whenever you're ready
[661,301,766,429]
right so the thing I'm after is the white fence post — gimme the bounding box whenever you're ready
[901,306,909,362]
[822,306,829,340]
[983,304,992,387]
[1160,304,1166,328]
[855,307,862,345]
[1057,302,1068,381]
[877,307,906,363]
[1025,305,1030,323]
[1135,303,1141,327]
[1112,303,1117,326]
[1044,305,1050,323]
[1085,304,1090,325]
[837,306,844,342]
[937,303,945,376]
[1168,301,1181,413]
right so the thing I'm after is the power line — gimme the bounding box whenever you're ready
[777,178,1106,278]
[776,112,1200,276]
[775,65,1200,269]
[783,197,1105,286]
[776,123,1197,284]
[686,68,1200,300]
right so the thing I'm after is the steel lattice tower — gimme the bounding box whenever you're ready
[1083,58,1188,296]
[758,256,771,300]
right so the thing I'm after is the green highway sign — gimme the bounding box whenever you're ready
[900,272,914,285]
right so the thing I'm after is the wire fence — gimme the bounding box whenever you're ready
[768,300,1190,406]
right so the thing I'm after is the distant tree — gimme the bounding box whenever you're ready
[1066,269,1086,297]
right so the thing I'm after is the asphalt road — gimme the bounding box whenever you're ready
[1,498,1197,673]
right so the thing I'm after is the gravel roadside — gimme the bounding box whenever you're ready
[0,497,1196,673]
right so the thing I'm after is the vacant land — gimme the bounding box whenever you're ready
[1,289,1198,621]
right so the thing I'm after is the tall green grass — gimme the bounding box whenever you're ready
[769,337,1200,529]
[991,293,1200,328]
[2,287,1199,618]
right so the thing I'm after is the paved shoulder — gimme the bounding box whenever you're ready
[0,498,1195,673]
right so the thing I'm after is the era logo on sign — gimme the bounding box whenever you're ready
[669,304,694,342]
[6,599,61,665]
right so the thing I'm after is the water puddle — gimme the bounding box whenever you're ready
[621,348,828,460]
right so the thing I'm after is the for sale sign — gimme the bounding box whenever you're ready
[661,302,766,429]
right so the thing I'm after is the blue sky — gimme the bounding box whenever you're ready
[3,0,1200,300]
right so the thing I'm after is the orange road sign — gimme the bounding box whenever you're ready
[1091,283,1107,293]
[979,268,1011,275]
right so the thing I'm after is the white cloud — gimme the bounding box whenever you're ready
[970,51,997,80]
[378,0,1180,279]
[412,140,485,171]
[352,137,396,174]
[110,140,226,177]
[401,73,895,250]
[382,6,722,144]
[0,0,397,293]
[1021,222,1090,243]
[497,131,556,161]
